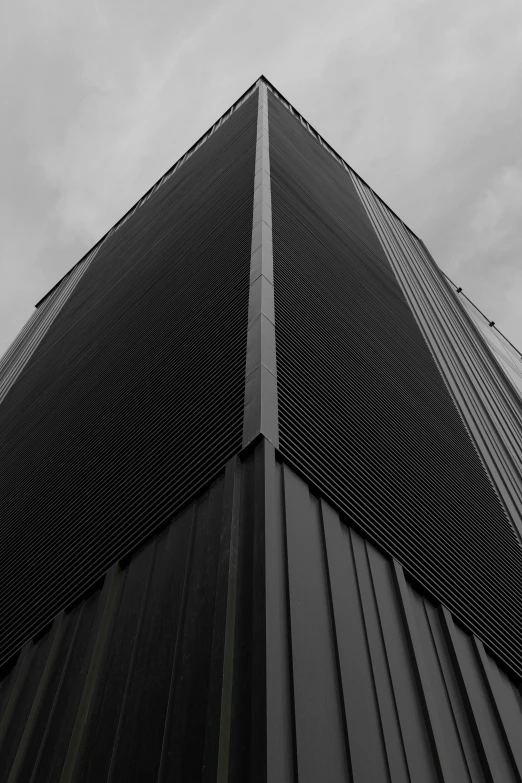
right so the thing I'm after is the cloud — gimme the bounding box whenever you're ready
[290,0,522,340]
[1,0,522,358]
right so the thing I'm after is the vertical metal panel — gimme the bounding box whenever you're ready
[322,502,405,783]
[408,589,484,783]
[268,87,522,680]
[0,92,257,669]
[282,465,350,783]
[59,566,125,783]
[107,512,194,783]
[365,548,437,782]
[2,76,522,781]
[0,644,32,731]
[0,630,59,777]
[1,442,522,781]
[30,588,109,783]
[287,461,522,783]
[392,561,460,783]
[7,611,70,783]
[475,641,522,780]
[203,458,241,783]
[243,80,279,449]
[422,601,488,783]
[0,454,248,780]
[228,447,256,782]
[0,457,248,781]
[263,441,294,783]
[440,608,519,783]
[156,482,226,782]
[77,544,156,782]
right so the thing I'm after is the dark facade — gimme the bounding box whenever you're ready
[1,77,522,782]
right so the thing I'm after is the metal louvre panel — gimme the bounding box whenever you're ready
[268,90,522,678]
[0,92,257,668]
[33,80,260,312]
[350,173,522,543]
[0,460,244,783]
[445,279,522,399]
[2,440,522,782]
[0,248,99,404]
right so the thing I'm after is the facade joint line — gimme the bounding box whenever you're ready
[242,81,278,449]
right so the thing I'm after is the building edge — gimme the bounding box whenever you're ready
[2,437,522,781]
[242,81,279,449]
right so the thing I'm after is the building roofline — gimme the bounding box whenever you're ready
[261,77,521,362]
[35,77,264,308]
[33,76,522,365]
[38,73,419,309]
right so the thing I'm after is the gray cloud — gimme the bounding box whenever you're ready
[2,0,521,358]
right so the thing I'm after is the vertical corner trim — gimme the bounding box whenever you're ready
[242,82,279,449]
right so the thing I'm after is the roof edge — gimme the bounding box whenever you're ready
[35,76,265,308]
[34,76,521,365]
[36,73,419,309]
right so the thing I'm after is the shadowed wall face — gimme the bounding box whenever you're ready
[0,92,257,667]
[268,89,522,678]
[2,443,522,783]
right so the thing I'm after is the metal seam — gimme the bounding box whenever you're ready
[242,82,279,449]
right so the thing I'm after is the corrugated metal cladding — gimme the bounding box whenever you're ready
[0,91,257,668]
[0,245,100,405]
[2,440,522,783]
[445,278,522,399]
[350,172,522,543]
[268,89,522,679]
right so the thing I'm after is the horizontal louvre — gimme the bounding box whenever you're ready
[2,440,522,782]
[0,459,245,782]
[0,247,100,405]
[268,89,522,679]
[0,92,257,667]
[350,173,522,543]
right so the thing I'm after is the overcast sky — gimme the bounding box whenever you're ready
[2,0,522,359]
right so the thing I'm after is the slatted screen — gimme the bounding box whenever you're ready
[269,89,522,678]
[0,91,257,667]
[3,441,522,782]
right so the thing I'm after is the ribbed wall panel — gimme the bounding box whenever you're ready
[0,460,241,782]
[3,76,522,780]
[0,92,257,668]
[0,246,100,404]
[444,277,522,399]
[34,81,260,312]
[1,440,522,782]
[351,173,522,543]
[268,89,522,679]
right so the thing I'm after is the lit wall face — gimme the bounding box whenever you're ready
[446,279,522,399]
[350,166,522,552]
[269,88,522,678]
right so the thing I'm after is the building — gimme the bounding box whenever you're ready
[1,76,522,782]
